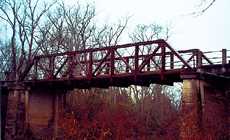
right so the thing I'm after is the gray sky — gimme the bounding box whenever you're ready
[65,0,230,51]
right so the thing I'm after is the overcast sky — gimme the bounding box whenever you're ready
[66,0,230,51]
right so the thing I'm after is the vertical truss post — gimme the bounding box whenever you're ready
[160,43,166,80]
[222,49,227,64]
[135,45,139,74]
[88,51,93,79]
[125,57,129,72]
[67,54,73,78]
[170,52,174,69]
[197,50,202,68]
[33,58,38,80]
[110,48,115,76]
[134,45,139,83]
[192,51,196,68]
[49,56,55,79]
[147,59,150,71]
[105,61,110,74]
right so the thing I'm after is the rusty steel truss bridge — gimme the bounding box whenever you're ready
[1,39,230,140]
[1,39,230,89]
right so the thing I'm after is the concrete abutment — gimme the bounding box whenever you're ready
[4,86,66,140]
[3,77,229,139]
[4,85,26,140]
[180,78,229,140]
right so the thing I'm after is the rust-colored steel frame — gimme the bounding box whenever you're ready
[19,39,228,83]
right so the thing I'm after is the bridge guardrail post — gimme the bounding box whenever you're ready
[222,49,227,64]
[170,52,174,69]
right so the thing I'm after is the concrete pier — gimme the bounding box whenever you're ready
[180,79,229,140]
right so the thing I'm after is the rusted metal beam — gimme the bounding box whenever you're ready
[147,59,150,71]
[34,40,164,59]
[19,58,36,81]
[160,43,166,80]
[182,54,195,69]
[110,48,115,76]
[197,50,202,68]
[161,43,166,71]
[88,52,93,80]
[48,56,55,79]
[33,58,38,80]
[135,45,139,74]
[67,54,74,78]
[164,42,192,69]
[125,57,130,72]
[54,58,68,78]
[115,50,134,72]
[170,53,174,69]
[92,51,111,76]
[201,53,213,65]
[139,45,160,71]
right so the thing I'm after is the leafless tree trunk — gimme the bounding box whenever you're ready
[190,0,216,15]
[129,23,170,100]
[0,0,19,80]
[128,23,177,128]
[0,0,57,81]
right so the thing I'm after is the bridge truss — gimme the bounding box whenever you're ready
[2,39,230,88]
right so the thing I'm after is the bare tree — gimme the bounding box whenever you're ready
[0,0,56,80]
[129,23,182,107]
[128,23,170,102]
[190,0,217,15]
[201,0,216,13]
[36,2,129,78]
[130,24,169,42]
[93,19,128,47]
[0,0,18,80]
[0,40,11,80]
[127,23,180,131]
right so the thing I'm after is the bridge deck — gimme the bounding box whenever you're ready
[24,70,183,89]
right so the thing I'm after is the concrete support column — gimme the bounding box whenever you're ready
[228,96,230,140]
[25,89,29,128]
[226,87,230,139]
[54,93,65,139]
[53,94,58,139]
[27,89,66,139]
[5,85,28,140]
[180,79,203,140]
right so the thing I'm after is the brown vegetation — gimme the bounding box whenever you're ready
[57,88,179,140]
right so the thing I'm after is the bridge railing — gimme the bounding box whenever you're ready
[201,49,230,65]
[19,40,228,81]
